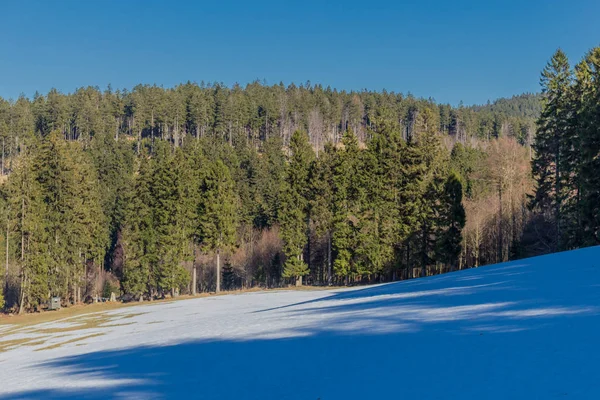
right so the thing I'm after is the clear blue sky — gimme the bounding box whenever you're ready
[1,0,599,105]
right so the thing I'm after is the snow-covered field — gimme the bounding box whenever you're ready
[2,247,600,399]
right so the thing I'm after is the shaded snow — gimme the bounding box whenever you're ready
[2,247,600,399]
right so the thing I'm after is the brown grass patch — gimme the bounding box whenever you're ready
[35,333,105,352]
[0,286,344,329]
[0,338,50,353]
[34,312,145,334]
[0,302,132,328]
[100,321,135,328]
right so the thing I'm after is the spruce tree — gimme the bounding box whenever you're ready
[89,132,135,268]
[259,136,286,228]
[309,142,336,284]
[280,130,314,286]
[579,48,600,245]
[121,154,154,299]
[437,172,466,270]
[411,114,447,277]
[332,130,363,283]
[531,49,572,251]
[366,121,407,280]
[151,142,190,297]
[198,159,238,293]
[6,141,49,312]
[35,131,107,304]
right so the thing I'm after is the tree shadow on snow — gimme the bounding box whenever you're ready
[4,248,600,399]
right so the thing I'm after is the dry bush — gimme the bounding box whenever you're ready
[229,225,283,289]
[193,226,284,293]
[462,136,532,268]
[84,267,120,302]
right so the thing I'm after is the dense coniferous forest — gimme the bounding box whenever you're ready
[0,80,546,312]
[529,48,600,253]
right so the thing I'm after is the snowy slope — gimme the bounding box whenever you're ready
[1,247,600,399]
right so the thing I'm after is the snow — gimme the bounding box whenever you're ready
[2,247,600,399]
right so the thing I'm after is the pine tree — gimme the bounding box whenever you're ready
[366,120,407,280]
[579,47,600,245]
[437,172,466,270]
[332,130,363,283]
[280,130,314,285]
[561,57,591,248]
[33,131,107,304]
[198,159,238,292]
[121,154,154,299]
[309,142,336,284]
[5,141,49,312]
[151,142,190,297]
[89,132,135,269]
[531,49,572,251]
[411,114,447,277]
[258,136,286,228]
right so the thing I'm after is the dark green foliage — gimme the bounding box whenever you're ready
[578,48,600,246]
[89,132,135,263]
[198,159,238,253]
[259,136,286,228]
[309,143,336,283]
[529,46,600,252]
[0,80,543,311]
[332,130,363,280]
[121,154,154,297]
[102,280,119,299]
[280,131,314,283]
[531,49,572,251]
[437,172,466,268]
[450,143,485,199]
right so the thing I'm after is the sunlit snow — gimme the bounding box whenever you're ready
[1,247,600,399]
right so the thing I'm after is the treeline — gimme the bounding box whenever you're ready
[0,83,537,312]
[530,47,600,252]
[0,82,537,160]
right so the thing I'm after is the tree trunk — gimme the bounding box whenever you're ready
[406,242,411,279]
[555,139,561,252]
[21,198,24,261]
[216,249,221,293]
[137,129,142,155]
[498,181,503,262]
[192,265,197,295]
[18,272,25,314]
[327,232,332,285]
[5,221,8,290]
[421,223,427,278]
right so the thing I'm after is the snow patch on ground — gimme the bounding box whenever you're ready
[2,247,600,399]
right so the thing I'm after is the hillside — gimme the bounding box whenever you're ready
[1,246,599,399]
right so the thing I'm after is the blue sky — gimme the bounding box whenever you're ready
[1,0,599,105]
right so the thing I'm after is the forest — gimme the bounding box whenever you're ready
[0,74,549,312]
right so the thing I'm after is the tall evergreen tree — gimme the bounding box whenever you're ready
[531,49,572,251]
[121,154,155,299]
[151,142,190,297]
[332,130,364,283]
[198,159,238,292]
[579,48,600,245]
[5,142,49,312]
[437,172,466,270]
[309,142,336,284]
[280,130,314,285]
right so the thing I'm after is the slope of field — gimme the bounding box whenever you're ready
[1,247,600,399]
